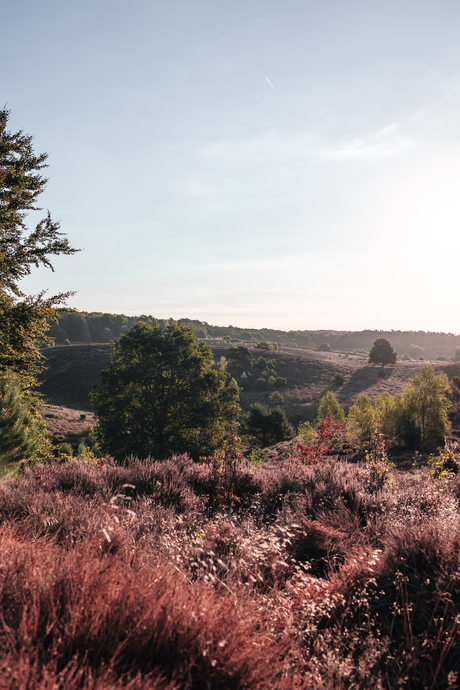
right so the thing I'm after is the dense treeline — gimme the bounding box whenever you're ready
[47,311,460,359]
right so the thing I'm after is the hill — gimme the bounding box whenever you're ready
[37,344,460,422]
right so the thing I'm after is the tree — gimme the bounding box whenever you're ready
[401,364,451,448]
[368,338,397,367]
[0,109,77,381]
[91,321,241,461]
[318,343,331,352]
[0,109,77,460]
[317,391,345,424]
[244,402,294,448]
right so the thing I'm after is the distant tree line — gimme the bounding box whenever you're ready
[46,312,460,359]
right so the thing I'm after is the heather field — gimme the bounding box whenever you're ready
[0,453,459,689]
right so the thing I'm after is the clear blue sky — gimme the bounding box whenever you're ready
[5,0,460,332]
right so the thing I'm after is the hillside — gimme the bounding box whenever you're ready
[37,344,460,420]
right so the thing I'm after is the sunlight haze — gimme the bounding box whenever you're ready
[5,0,460,332]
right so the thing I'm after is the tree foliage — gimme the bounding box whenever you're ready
[0,109,77,463]
[402,364,451,448]
[0,108,77,384]
[0,370,42,467]
[243,402,294,448]
[317,391,345,424]
[91,321,242,461]
[368,338,397,367]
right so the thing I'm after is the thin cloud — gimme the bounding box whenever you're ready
[323,124,412,160]
[265,77,275,90]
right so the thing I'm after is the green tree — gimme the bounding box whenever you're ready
[0,109,77,460]
[346,395,378,450]
[317,343,331,352]
[368,338,397,367]
[401,364,451,448]
[0,371,42,468]
[91,321,241,461]
[0,109,76,382]
[317,391,345,423]
[244,402,294,448]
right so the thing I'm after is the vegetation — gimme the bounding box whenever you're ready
[243,402,294,447]
[0,450,458,687]
[0,371,42,468]
[91,321,241,461]
[0,108,77,461]
[368,337,397,366]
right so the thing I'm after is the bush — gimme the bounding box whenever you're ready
[269,391,284,406]
[402,353,411,361]
[244,403,294,447]
[428,447,460,480]
[317,343,331,352]
[274,377,287,387]
[333,373,344,386]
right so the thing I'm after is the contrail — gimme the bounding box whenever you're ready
[265,77,275,91]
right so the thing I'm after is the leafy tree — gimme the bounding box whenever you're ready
[368,338,397,366]
[317,343,331,352]
[0,371,42,467]
[453,348,460,362]
[401,364,451,448]
[91,321,241,461]
[317,391,345,424]
[0,109,77,460]
[346,395,378,450]
[244,402,294,448]
[257,341,271,350]
[0,109,76,382]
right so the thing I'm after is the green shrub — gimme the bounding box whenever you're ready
[274,377,287,387]
[269,391,284,406]
[333,373,344,386]
[428,447,460,480]
[0,371,43,468]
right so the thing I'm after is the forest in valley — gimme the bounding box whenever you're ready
[3,109,460,690]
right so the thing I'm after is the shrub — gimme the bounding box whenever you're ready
[333,373,344,386]
[428,447,460,480]
[317,343,331,352]
[402,353,411,361]
[269,391,284,406]
[244,402,294,447]
[274,376,287,387]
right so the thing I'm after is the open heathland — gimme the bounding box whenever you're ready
[0,453,459,688]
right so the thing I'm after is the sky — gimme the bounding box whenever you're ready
[4,0,460,332]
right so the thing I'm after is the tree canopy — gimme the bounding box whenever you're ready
[368,338,397,367]
[0,108,77,384]
[91,321,242,461]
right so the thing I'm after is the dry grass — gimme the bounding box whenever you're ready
[0,456,460,688]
